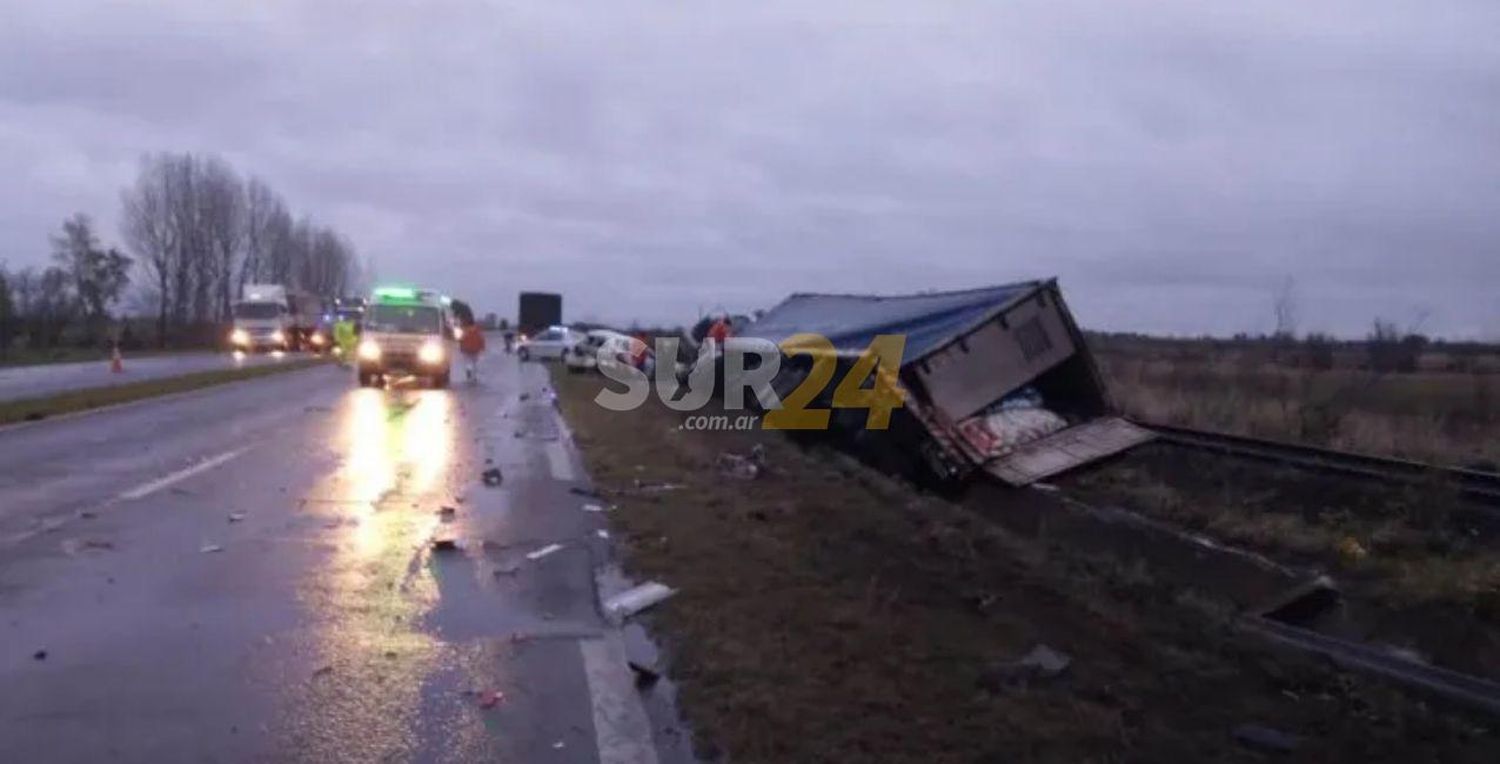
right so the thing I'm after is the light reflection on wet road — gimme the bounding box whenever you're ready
[0,352,673,763]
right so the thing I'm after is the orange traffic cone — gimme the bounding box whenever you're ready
[110,344,124,374]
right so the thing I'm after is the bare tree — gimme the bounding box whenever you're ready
[199,157,245,321]
[1272,275,1298,340]
[240,177,285,291]
[121,155,180,346]
[51,213,132,345]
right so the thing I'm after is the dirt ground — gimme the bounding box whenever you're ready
[550,368,1495,762]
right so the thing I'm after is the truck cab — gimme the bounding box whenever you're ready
[230,284,292,352]
[355,287,455,388]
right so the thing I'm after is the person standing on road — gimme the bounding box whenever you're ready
[460,322,487,382]
[333,316,358,367]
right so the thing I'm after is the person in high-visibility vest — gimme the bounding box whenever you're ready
[459,323,487,382]
[333,317,358,367]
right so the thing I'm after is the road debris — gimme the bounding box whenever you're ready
[227,512,247,523]
[200,544,224,554]
[33,650,47,661]
[313,665,334,677]
[1232,723,1300,754]
[61,538,115,555]
[603,581,676,623]
[437,505,458,518]
[478,689,505,709]
[493,563,521,576]
[977,644,1071,693]
[715,444,767,480]
[595,529,610,539]
[631,479,681,493]
[482,467,504,487]
[77,510,98,520]
[432,538,460,553]
[569,486,602,498]
[552,741,565,750]
[581,503,606,512]
[526,543,564,561]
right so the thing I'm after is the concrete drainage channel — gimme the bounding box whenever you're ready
[963,481,1500,719]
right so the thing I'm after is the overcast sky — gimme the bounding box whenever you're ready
[2,1,1496,338]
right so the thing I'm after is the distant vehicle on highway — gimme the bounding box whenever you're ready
[356,286,455,388]
[229,283,323,352]
[564,329,635,374]
[518,291,562,339]
[230,284,293,352]
[516,325,581,362]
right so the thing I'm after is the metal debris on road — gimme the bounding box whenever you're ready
[581,503,605,512]
[603,581,676,623]
[482,467,504,487]
[552,741,565,750]
[200,544,224,553]
[227,512,247,523]
[525,543,564,561]
[595,529,609,539]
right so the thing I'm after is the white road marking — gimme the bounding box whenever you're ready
[580,635,661,764]
[525,542,564,560]
[117,448,246,501]
[546,441,577,481]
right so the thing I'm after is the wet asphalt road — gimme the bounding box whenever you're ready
[0,351,295,404]
[0,352,679,762]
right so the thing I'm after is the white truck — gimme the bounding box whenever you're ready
[230,284,324,352]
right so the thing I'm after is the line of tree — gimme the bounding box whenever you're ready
[0,214,133,357]
[121,152,364,346]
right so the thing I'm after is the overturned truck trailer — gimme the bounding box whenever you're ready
[742,280,1153,486]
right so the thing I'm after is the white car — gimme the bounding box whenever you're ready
[565,330,636,374]
[516,326,582,362]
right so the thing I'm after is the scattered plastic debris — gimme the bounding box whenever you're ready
[526,543,564,561]
[716,445,767,480]
[977,644,1071,692]
[1031,482,1060,493]
[227,512,248,523]
[1232,723,1300,754]
[581,503,605,513]
[482,467,504,487]
[552,741,565,750]
[603,581,676,622]
[595,529,610,539]
[432,539,460,553]
[200,544,224,554]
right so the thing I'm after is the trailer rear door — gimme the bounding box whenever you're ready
[982,417,1155,486]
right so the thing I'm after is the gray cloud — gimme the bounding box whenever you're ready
[1,0,1496,337]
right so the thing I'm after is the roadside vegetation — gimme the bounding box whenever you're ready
[1092,333,1500,468]
[551,368,1493,762]
[0,357,326,426]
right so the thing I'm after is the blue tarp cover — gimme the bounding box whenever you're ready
[743,282,1040,361]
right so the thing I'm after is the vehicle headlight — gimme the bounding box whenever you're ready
[358,339,381,361]
[310,332,325,345]
[418,341,444,364]
[270,330,285,343]
[230,329,249,346]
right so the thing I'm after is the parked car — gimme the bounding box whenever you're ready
[516,325,581,361]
